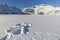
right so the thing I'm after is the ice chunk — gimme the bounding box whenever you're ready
[7,23,32,36]
[0,35,7,40]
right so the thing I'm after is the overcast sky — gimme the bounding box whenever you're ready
[0,0,60,8]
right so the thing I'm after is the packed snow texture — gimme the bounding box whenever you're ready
[0,32,59,40]
[0,23,60,40]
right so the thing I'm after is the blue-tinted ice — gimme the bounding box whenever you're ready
[0,35,7,40]
[0,23,32,40]
[7,23,31,35]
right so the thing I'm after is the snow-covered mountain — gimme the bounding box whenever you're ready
[22,4,60,15]
[22,8,34,15]
[32,4,60,15]
[0,3,60,15]
[0,3,22,14]
[0,3,34,15]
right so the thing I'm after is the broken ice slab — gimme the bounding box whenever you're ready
[15,23,21,26]
[58,38,60,40]
[24,23,32,27]
[7,27,21,35]
[0,35,8,40]
[7,28,13,32]
[6,23,32,36]
[23,23,32,34]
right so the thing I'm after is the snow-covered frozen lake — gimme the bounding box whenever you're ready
[0,15,60,40]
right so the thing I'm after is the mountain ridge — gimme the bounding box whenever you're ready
[0,3,60,15]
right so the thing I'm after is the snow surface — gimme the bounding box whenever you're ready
[0,3,60,40]
[0,15,60,40]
